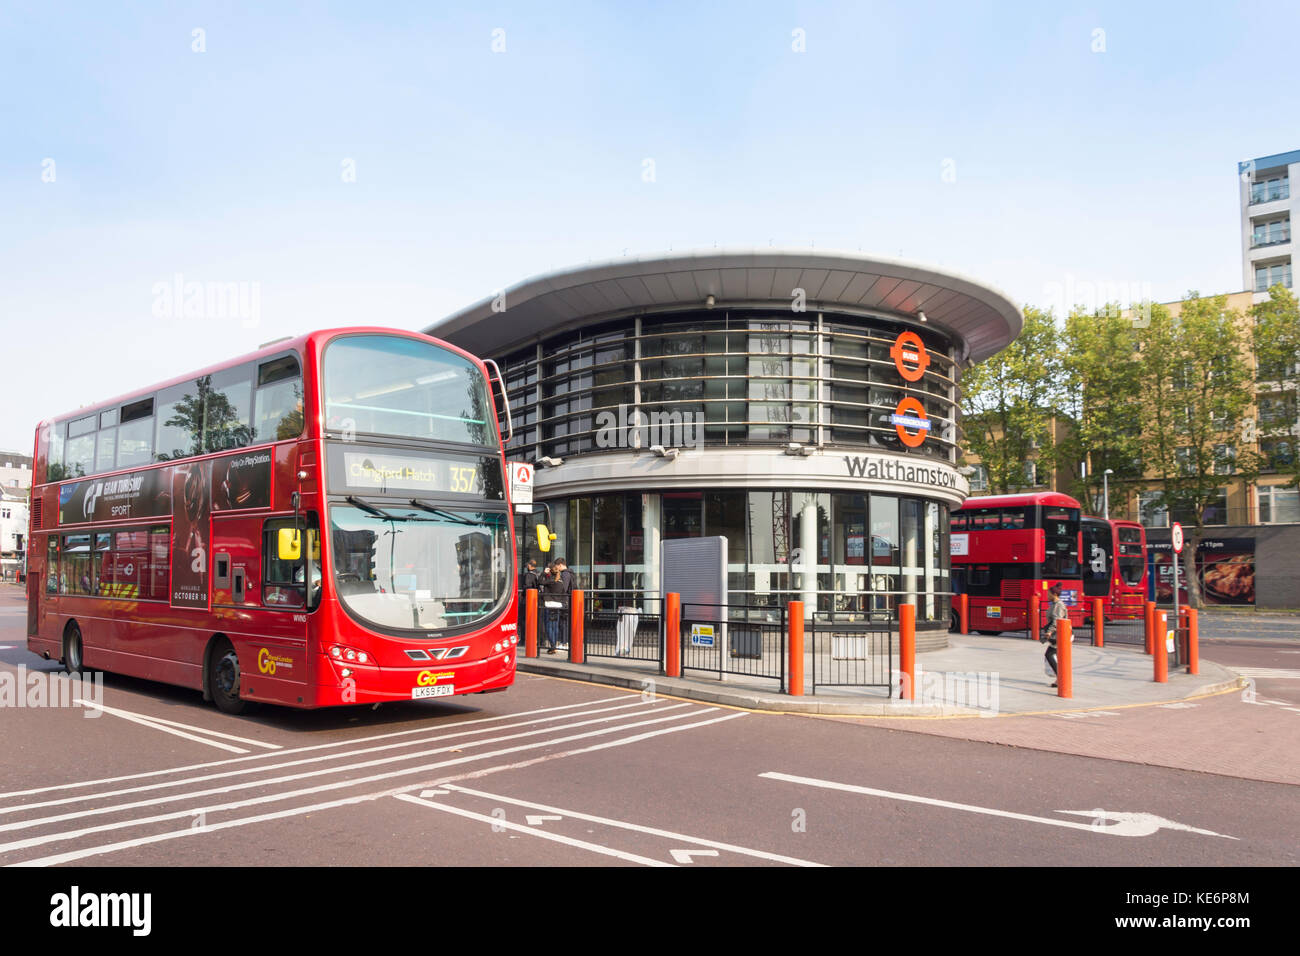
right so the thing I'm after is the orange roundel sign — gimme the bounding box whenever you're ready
[890,331,930,382]
[891,397,930,448]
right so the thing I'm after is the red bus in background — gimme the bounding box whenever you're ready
[1081,517,1147,621]
[27,328,517,713]
[949,491,1084,634]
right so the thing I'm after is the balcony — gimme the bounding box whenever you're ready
[1250,182,1290,205]
[1252,232,1291,248]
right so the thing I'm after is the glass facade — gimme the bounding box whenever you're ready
[521,489,950,625]
[499,309,961,463]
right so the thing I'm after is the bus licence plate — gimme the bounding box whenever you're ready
[412,685,455,699]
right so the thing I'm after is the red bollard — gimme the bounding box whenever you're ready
[1029,593,1040,642]
[569,590,584,663]
[1093,598,1105,647]
[1186,607,1199,675]
[899,603,916,701]
[1144,601,1155,655]
[958,593,969,634]
[525,589,538,659]
[788,601,805,696]
[665,592,681,678]
[1154,610,1168,683]
[1057,620,1073,699]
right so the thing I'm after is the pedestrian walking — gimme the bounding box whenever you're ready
[1039,583,1070,687]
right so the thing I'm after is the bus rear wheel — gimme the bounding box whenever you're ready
[63,623,84,676]
[208,640,246,715]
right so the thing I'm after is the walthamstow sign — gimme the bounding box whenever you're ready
[842,454,966,494]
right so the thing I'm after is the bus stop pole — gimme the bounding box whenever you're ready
[1093,597,1105,647]
[958,593,969,635]
[787,601,805,696]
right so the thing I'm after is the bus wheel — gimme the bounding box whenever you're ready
[63,622,84,676]
[208,640,246,715]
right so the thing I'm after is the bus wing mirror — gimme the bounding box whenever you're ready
[278,528,302,561]
[535,524,555,554]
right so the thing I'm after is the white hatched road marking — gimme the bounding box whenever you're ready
[760,772,1236,839]
[0,704,696,837]
[396,794,675,866]
[1234,667,1300,679]
[434,781,825,866]
[671,849,720,864]
[0,698,654,815]
[0,692,635,800]
[8,711,745,866]
[76,700,283,750]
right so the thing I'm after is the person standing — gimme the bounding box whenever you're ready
[542,559,572,654]
[1039,583,1070,688]
[521,559,542,593]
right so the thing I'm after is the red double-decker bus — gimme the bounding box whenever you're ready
[1081,517,1147,621]
[26,329,518,713]
[949,491,1084,634]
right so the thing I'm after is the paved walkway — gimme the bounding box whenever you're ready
[520,633,1241,717]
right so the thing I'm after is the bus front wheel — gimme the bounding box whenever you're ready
[208,640,247,715]
[63,622,84,676]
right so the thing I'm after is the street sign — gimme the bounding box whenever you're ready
[510,462,534,510]
[1172,522,1184,553]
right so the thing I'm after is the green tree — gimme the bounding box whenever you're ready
[1058,303,1144,514]
[1250,284,1300,489]
[961,305,1062,493]
[1136,294,1259,605]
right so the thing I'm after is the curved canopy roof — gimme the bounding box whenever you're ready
[425,248,1022,363]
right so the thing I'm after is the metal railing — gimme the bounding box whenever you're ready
[810,611,894,693]
[678,602,787,688]
[581,590,663,665]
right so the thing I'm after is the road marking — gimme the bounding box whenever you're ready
[7,711,743,866]
[0,693,640,800]
[437,780,825,867]
[759,772,1236,840]
[394,794,674,866]
[1233,667,1300,679]
[0,703,694,834]
[525,814,562,826]
[0,698,658,816]
[75,700,282,750]
[670,849,719,864]
[71,701,249,754]
[0,708,719,855]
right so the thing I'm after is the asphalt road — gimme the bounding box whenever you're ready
[1,589,1296,868]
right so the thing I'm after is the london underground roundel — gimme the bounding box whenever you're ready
[890,396,930,448]
[890,330,930,382]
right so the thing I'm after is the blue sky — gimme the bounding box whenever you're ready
[2,0,1296,453]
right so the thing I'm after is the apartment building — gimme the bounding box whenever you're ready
[1240,149,1297,303]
